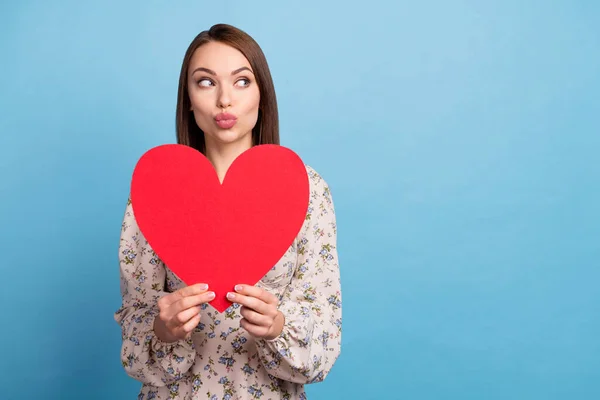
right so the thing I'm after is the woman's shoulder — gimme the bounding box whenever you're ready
[304,164,330,190]
[304,164,334,203]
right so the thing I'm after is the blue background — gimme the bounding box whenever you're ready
[1,1,599,399]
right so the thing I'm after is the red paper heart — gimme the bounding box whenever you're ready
[130,144,309,312]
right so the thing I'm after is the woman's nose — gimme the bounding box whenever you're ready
[217,87,232,110]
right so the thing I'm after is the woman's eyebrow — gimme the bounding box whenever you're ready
[231,66,253,75]
[191,66,254,76]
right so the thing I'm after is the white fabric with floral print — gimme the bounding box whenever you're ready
[114,166,342,400]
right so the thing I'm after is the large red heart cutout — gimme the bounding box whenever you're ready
[129,144,309,312]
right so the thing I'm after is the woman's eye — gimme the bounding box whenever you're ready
[236,78,250,87]
[198,79,213,87]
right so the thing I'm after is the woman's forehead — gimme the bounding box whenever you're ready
[189,42,252,74]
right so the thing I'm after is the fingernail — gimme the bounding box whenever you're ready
[199,283,208,290]
[227,292,235,300]
[234,285,243,292]
[207,292,215,299]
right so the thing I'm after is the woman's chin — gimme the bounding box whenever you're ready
[206,129,252,147]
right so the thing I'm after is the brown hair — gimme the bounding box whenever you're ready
[175,24,279,154]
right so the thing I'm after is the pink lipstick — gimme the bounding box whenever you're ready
[215,113,237,129]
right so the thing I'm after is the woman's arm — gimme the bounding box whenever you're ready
[113,199,197,386]
[255,168,343,384]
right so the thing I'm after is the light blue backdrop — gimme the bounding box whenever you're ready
[1,1,599,399]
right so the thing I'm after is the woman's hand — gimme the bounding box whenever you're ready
[227,285,284,340]
[153,283,215,343]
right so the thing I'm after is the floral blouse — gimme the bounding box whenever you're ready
[114,166,342,400]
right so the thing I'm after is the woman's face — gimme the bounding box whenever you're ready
[187,41,260,150]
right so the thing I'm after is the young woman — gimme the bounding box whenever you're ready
[114,24,342,399]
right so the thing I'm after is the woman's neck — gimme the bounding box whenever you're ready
[205,136,253,183]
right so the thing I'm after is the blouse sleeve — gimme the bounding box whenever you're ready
[255,169,343,384]
[113,199,197,386]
